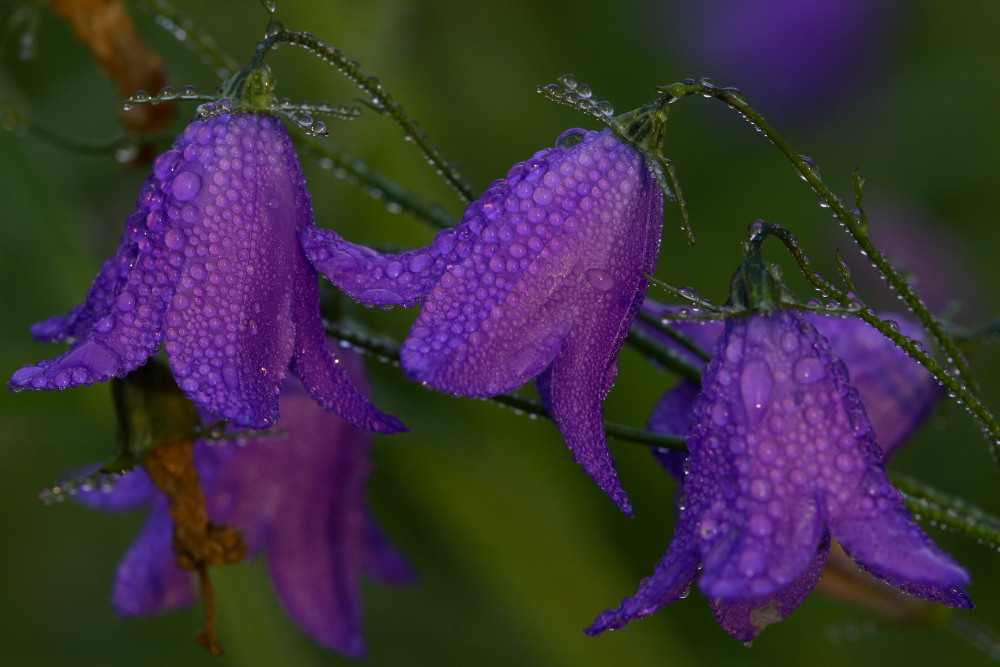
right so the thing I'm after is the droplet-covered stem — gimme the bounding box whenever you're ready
[253,29,477,203]
[662,78,974,391]
[323,321,687,450]
[767,224,1000,464]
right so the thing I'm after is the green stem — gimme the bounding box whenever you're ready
[255,30,477,203]
[768,225,1000,463]
[323,320,686,451]
[662,79,974,390]
[892,472,1000,552]
[138,0,240,74]
[626,325,704,384]
[298,135,457,230]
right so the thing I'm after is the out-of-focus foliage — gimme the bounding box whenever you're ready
[2,1,1000,665]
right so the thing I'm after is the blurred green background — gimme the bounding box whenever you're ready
[3,1,1000,665]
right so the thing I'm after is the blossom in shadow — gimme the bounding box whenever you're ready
[74,369,412,657]
[301,127,664,514]
[652,0,897,120]
[10,109,403,433]
[588,308,968,642]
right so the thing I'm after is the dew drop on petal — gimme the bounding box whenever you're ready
[794,357,826,384]
[116,291,136,312]
[740,359,772,426]
[171,172,202,202]
[585,268,614,291]
[164,228,186,250]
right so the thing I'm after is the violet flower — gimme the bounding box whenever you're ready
[9,106,402,432]
[644,304,943,462]
[589,254,969,641]
[301,127,664,514]
[659,0,897,120]
[73,372,412,657]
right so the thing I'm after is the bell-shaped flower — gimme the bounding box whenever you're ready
[588,249,969,642]
[73,370,412,657]
[10,104,402,433]
[301,127,664,513]
[642,302,942,462]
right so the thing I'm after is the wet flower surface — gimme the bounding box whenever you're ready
[588,309,970,641]
[10,112,403,433]
[643,304,943,461]
[74,373,412,657]
[301,127,664,514]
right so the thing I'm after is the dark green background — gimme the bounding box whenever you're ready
[3,1,1000,665]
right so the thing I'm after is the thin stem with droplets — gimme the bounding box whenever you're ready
[766,224,1000,463]
[138,0,239,75]
[323,320,686,450]
[660,79,975,392]
[254,29,477,204]
[298,135,457,230]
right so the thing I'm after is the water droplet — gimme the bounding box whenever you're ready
[585,268,614,291]
[265,17,284,37]
[740,359,773,427]
[678,286,699,301]
[794,357,826,384]
[180,84,200,99]
[171,172,202,202]
[558,74,578,90]
[158,85,178,101]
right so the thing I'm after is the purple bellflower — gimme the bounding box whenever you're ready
[659,0,896,120]
[74,368,413,657]
[9,105,403,433]
[301,127,664,514]
[644,303,943,463]
[588,254,969,642]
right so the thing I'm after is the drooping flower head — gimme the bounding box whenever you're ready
[588,238,970,642]
[73,366,412,657]
[9,67,403,433]
[301,127,664,514]
[643,301,943,463]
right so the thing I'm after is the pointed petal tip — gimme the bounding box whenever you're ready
[583,610,619,637]
[613,491,634,517]
[368,411,409,434]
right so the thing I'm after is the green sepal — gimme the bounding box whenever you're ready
[102,358,202,473]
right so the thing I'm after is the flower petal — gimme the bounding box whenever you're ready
[291,261,407,433]
[111,498,198,616]
[300,226,451,307]
[30,256,121,342]
[649,380,700,479]
[206,375,408,654]
[586,509,701,635]
[361,517,416,586]
[689,313,827,599]
[544,318,634,515]
[813,312,940,458]
[827,463,972,607]
[159,114,310,427]
[710,534,829,642]
[72,466,157,512]
[10,229,172,391]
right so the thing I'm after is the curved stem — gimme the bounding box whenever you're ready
[256,30,477,204]
[323,320,686,450]
[768,225,1000,462]
[298,135,457,230]
[663,79,974,390]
